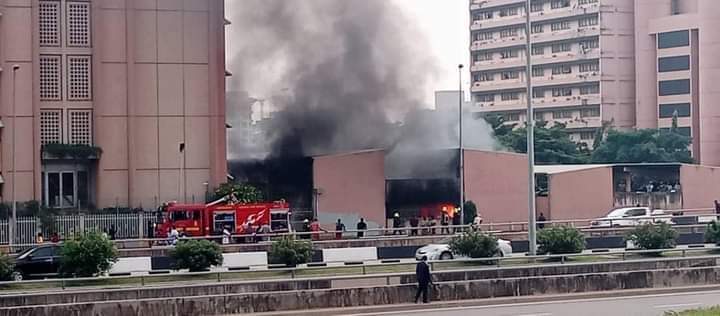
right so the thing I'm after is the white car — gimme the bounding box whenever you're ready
[590,207,674,228]
[414,236,513,260]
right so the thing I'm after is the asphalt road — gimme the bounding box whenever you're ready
[343,290,720,316]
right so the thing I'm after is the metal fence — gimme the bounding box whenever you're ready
[0,213,159,246]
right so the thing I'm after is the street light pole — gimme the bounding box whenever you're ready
[458,64,465,224]
[524,0,537,255]
[10,65,20,247]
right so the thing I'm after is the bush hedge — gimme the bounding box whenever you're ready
[448,231,498,258]
[60,231,118,277]
[269,236,313,266]
[626,223,677,253]
[537,226,585,255]
[169,239,224,272]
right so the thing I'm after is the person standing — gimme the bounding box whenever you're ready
[356,218,367,238]
[301,219,311,240]
[392,212,402,235]
[109,225,117,240]
[429,216,438,235]
[409,216,419,236]
[452,212,461,233]
[414,256,432,304]
[169,226,179,246]
[310,218,326,241]
[222,225,232,244]
[440,212,449,235]
[715,200,720,215]
[335,219,346,240]
[538,213,547,229]
[472,213,483,231]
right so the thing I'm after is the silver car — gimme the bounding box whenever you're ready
[415,236,513,260]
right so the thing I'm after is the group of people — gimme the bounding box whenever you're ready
[391,212,485,236]
[220,222,273,244]
[34,232,60,244]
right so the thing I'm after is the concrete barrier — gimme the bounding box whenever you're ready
[322,247,377,263]
[108,257,152,274]
[221,252,268,269]
[4,266,720,315]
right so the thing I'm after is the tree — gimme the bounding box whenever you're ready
[482,114,515,138]
[269,236,313,266]
[170,239,224,272]
[591,129,692,163]
[60,231,118,277]
[497,121,588,164]
[212,182,263,203]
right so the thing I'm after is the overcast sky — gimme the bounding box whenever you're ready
[225,1,469,106]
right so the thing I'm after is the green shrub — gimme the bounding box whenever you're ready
[0,253,13,281]
[269,236,313,266]
[626,223,678,253]
[60,231,118,277]
[705,221,720,245]
[448,231,498,258]
[537,226,585,255]
[169,239,224,272]
[463,201,478,225]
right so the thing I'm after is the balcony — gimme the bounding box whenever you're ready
[471,79,526,92]
[470,15,525,31]
[41,144,103,161]
[532,48,600,66]
[531,26,600,45]
[470,57,525,72]
[471,35,527,51]
[531,3,600,23]
[470,0,524,11]
[552,116,602,129]
[533,71,600,87]
[533,94,601,109]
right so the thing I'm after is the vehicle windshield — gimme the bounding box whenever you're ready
[16,247,35,259]
[604,208,630,218]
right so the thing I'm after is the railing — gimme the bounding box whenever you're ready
[1,245,718,291]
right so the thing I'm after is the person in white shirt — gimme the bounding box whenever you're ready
[169,226,179,245]
[472,214,483,231]
[222,226,232,244]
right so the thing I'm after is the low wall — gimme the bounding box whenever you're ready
[5,266,720,315]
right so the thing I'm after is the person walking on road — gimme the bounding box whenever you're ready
[335,219,346,240]
[415,256,432,304]
[357,218,367,238]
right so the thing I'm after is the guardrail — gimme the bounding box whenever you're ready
[1,245,718,291]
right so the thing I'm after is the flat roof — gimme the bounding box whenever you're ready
[534,164,610,175]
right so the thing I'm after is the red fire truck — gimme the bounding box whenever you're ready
[155,197,291,237]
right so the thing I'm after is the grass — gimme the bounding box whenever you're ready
[664,306,720,316]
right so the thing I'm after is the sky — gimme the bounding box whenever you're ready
[225,0,469,107]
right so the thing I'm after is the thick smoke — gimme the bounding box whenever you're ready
[226,0,499,177]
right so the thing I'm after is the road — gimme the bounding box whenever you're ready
[343,290,720,316]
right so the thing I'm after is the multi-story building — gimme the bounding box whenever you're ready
[468,0,635,146]
[634,0,720,165]
[0,0,228,210]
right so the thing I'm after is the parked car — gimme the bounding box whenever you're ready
[415,236,513,261]
[11,244,62,281]
[590,207,674,228]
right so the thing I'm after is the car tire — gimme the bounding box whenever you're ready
[11,271,23,282]
[439,252,453,260]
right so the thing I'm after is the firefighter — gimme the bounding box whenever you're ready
[392,212,403,235]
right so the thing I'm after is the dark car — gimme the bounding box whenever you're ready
[12,245,61,281]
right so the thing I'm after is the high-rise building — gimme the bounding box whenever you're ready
[0,0,228,210]
[468,0,635,146]
[634,0,720,165]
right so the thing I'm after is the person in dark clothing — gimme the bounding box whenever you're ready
[109,225,117,240]
[409,217,419,236]
[537,213,547,229]
[301,219,311,240]
[356,218,367,238]
[392,212,402,235]
[452,213,461,233]
[415,256,432,303]
[335,219,346,240]
[715,200,720,215]
[440,212,450,234]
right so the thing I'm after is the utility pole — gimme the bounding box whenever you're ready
[458,64,465,224]
[10,65,20,247]
[524,0,537,255]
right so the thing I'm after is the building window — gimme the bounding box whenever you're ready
[579,0,599,4]
[532,45,545,55]
[579,131,595,140]
[40,55,62,101]
[580,39,599,49]
[67,55,92,100]
[477,72,494,82]
[580,107,600,117]
[40,110,63,145]
[474,52,493,62]
[658,55,690,72]
[504,112,521,121]
[658,30,690,49]
[499,6,519,17]
[532,67,544,77]
[579,62,599,73]
[552,88,572,97]
[580,84,600,95]
[501,71,519,80]
[475,94,494,102]
[501,92,520,101]
[660,127,691,137]
[579,16,599,27]
[659,103,691,118]
[552,42,572,53]
[532,24,544,34]
[69,110,92,145]
[475,32,493,41]
[551,0,571,9]
[552,110,573,119]
[39,1,61,47]
[500,49,518,59]
[500,28,518,38]
[531,1,544,12]
[476,11,493,20]
[659,79,691,96]
[552,65,572,75]
[534,112,545,120]
[551,21,571,31]
[66,1,91,47]
[533,88,545,98]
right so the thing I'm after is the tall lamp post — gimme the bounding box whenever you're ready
[10,64,20,247]
[524,0,537,255]
[458,64,465,224]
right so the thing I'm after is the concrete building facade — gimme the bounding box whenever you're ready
[0,0,228,210]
